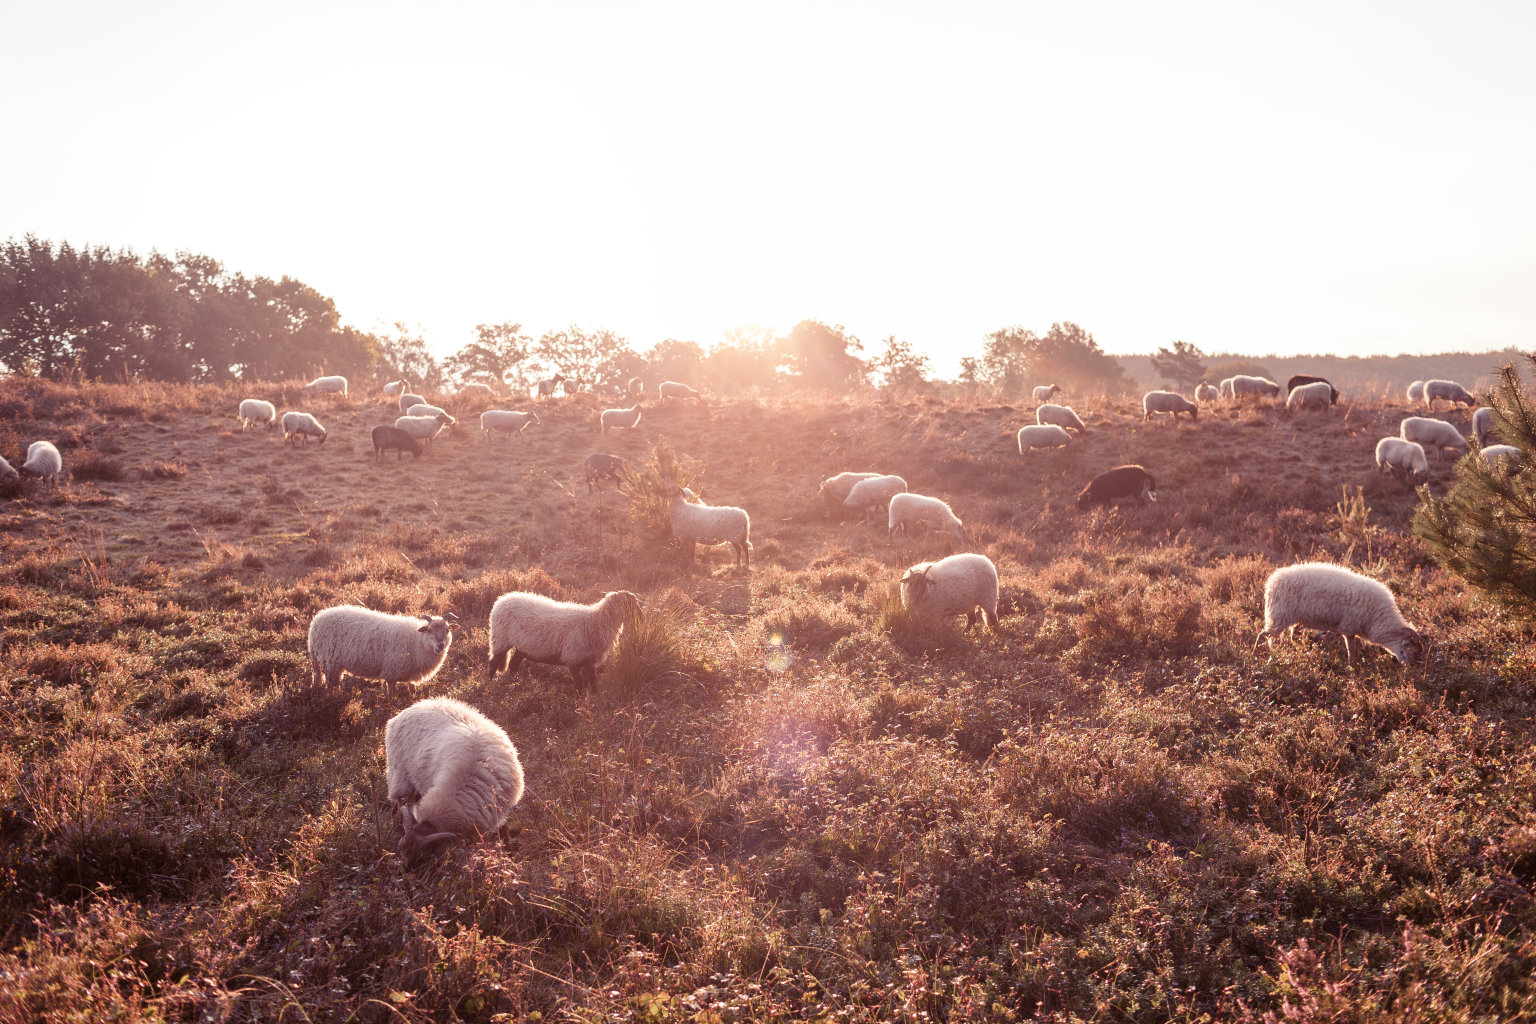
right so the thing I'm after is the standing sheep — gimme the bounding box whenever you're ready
[1218,377,1237,399]
[819,472,883,509]
[1286,381,1335,411]
[481,410,540,440]
[458,382,499,403]
[1036,403,1087,434]
[1479,444,1523,470]
[301,375,348,398]
[600,404,643,436]
[1195,382,1219,403]
[1016,424,1073,452]
[584,452,629,492]
[281,411,327,445]
[899,553,999,630]
[307,605,457,689]
[1230,375,1280,399]
[398,392,428,414]
[395,413,454,447]
[535,374,566,398]
[0,454,19,492]
[371,424,423,459]
[843,474,908,512]
[1142,391,1199,423]
[627,377,645,397]
[1406,381,1426,404]
[1032,384,1060,403]
[887,492,971,545]
[385,697,524,867]
[669,485,752,566]
[239,399,278,430]
[488,590,641,688]
[658,381,702,403]
[1400,416,1468,461]
[1374,437,1428,486]
[1255,562,1424,665]
[383,380,409,400]
[1284,375,1338,403]
[404,402,454,420]
[1424,379,1475,410]
[18,440,63,482]
[1077,465,1157,509]
[1472,407,1498,446]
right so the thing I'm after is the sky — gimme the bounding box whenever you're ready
[3,0,1533,377]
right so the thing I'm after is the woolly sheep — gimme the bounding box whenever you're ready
[383,380,409,399]
[239,398,277,430]
[1478,444,1522,471]
[1032,384,1060,403]
[403,402,454,421]
[1230,375,1280,398]
[1255,562,1424,665]
[584,452,628,492]
[669,485,752,565]
[1077,465,1157,509]
[398,391,427,414]
[1195,382,1219,403]
[658,380,701,403]
[281,411,327,445]
[1472,406,1497,446]
[1400,416,1467,460]
[395,413,454,446]
[308,605,457,689]
[1142,390,1199,423]
[1424,379,1475,410]
[1218,377,1236,399]
[819,472,883,508]
[1406,380,1426,403]
[385,697,524,867]
[371,424,423,459]
[888,492,971,545]
[899,553,999,630]
[627,377,645,396]
[301,375,348,397]
[1286,381,1334,412]
[535,373,566,398]
[600,404,643,436]
[481,409,540,440]
[0,454,18,491]
[1016,424,1073,452]
[488,590,641,688]
[1285,375,1338,403]
[458,382,499,402]
[843,474,908,511]
[18,440,63,481]
[1036,403,1087,434]
[1374,437,1428,487]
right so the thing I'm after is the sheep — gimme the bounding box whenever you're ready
[535,373,566,398]
[0,454,21,494]
[488,590,641,688]
[819,472,883,509]
[301,374,348,397]
[1286,381,1335,412]
[1424,379,1475,410]
[1195,382,1219,403]
[1032,384,1060,403]
[627,377,645,397]
[16,440,63,482]
[459,382,499,402]
[584,452,629,492]
[398,392,428,414]
[238,398,277,430]
[1218,377,1236,399]
[669,485,752,565]
[1472,407,1498,446]
[887,492,971,545]
[1479,444,1522,468]
[481,409,540,440]
[1406,380,1425,403]
[1254,562,1424,665]
[371,424,423,459]
[1284,374,1338,403]
[658,380,701,403]
[1077,465,1157,509]
[1400,416,1468,461]
[307,605,457,689]
[1036,403,1087,434]
[383,380,409,400]
[1230,375,1280,399]
[600,404,643,436]
[843,474,908,512]
[281,411,327,445]
[899,553,999,629]
[403,402,453,420]
[1016,424,1073,452]
[1374,437,1428,487]
[395,413,454,447]
[385,697,524,867]
[1142,390,1199,423]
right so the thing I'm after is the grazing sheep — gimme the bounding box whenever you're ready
[395,413,454,447]
[819,472,883,509]
[21,442,64,482]
[887,492,970,545]
[1230,375,1280,399]
[600,404,643,436]
[459,382,499,402]
[383,380,409,399]
[669,485,752,565]
[535,373,566,398]
[1218,377,1237,399]
[584,452,628,492]
[1374,437,1428,486]
[1077,465,1157,509]
[1032,384,1060,403]
[1142,390,1199,423]
[403,402,453,420]
[371,424,424,459]
[1285,375,1338,403]
[658,381,701,403]
[1400,416,1468,461]
[899,553,999,630]
[1255,562,1424,665]
[488,590,641,688]
[238,398,278,430]
[1424,379,1475,410]
[385,697,524,867]
[1036,403,1087,434]
[1016,424,1073,452]
[1472,407,1498,446]
[398,392,427,414]
[281,411,327,445]
[843,474,908,511]
[480,410,540,440]
[0,455,19,491]
[1406,380,1426,403]
[301,375,348,397]
[1479,444,1522,466]
[1286,381,1335,411]
[1195,382,1219,403]
[308,605,457,689]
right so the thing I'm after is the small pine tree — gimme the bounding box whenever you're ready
[1149,341,1207,390]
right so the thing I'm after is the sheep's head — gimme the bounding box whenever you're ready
[606,591,643,625]
[899,565,933,607]
[1386,626,1426,666]
[417,615,454,654]
[399,817,458,868]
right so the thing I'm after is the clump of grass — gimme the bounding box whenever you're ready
[1069,587,1203,666]
[617,438,703,534]
[69,450,127,482]
[141,459,186,479]
[605,589,710,699]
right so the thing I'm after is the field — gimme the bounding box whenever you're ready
[3,376,1535,1022]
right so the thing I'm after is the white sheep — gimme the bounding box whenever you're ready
[1424,379,1475,410]
[385,697,524,867]
[1479,444,1522,468]
[1400,416,1467,461]
[658,381,701,403]
[1036,403,1087,434]
[458,382,499,402]
[395,413,454,446]
[535,373,566,398]
[1032,384,1060,403]
[383,380,409,400]
[1016,424,1073,452]
[398,392,428,414]
[627,377,645,397]
[1230,375,1280,399]
[1142,391,1199,423]
[16,440,62,482]
[307,605,457,689]
[1255,562,1424,665]
[1374,437,1429,486]
[899,553,999,630]
[403,402,454,420]
[843,474,908,511]
[481,409,540,440]
[888,492,970,545]
[1472,406,1497,446]
[0,454,18,490]
[1406,380,1426,404]
[600,404,643,436]
[281,411,327,445]
[1286,381,1334,412]
[488,590,641,687]
[301,375,348,397]
[1218,377,1236,399]
[238,398,277,430]
[1195,382,1219,403]
[668,485,752,565]
[818,472,883,508]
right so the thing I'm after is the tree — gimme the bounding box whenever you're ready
[776,320,869,389]
[1150,341,1207,390]
[532,325,636,389]
[442,322,530,389]
[874,335,930,393]
[644,339,704,385]
[980,327,1036,397]
[702,327,780,393]
[375,324,443,391]
[981,322,1123,397]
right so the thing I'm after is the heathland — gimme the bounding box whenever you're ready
[2,371,1535,1022]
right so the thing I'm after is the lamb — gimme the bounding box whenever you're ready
[281,411,327,445]
[1230,375,1280,398]
[1286,381,1335,411]
[398,392,428,414]
[1406,380,1426,403]
[1472,406,1498,446]
[1285,375,1338,403]
[307,605,457,689]
[238,398,277,430]
[481,410,540,440]
[1424,379,1475,410]
[1036,403,1087,434]
[584,452,629,492]
[535,373,566,398]
[899,553,999,630]
[385,697,524,867]
[600,404,643,436]
[488,589,641,688]
[371,424,423,459]
[1016,424,1073,452]
[403,402,454,420]
[1195,382,1219,403]
[1400,416,1468,461]
[669,485,752,565]
[300,375,348,397]
[394,413,455,447]
[658,380,701,403]
[843,474,908,511]
[819,471,883,509]
[383,380,409,400]
[1077,465,1157,509]
[1142,390,1199,423]
[1032,384,1060,403]
[1374,437,1428,486]
[887,492,971,545]
[1254,562,1424,665]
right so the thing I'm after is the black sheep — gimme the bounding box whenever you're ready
[371,424,423,459]
[1284,374,1339,404]
[1077,465,1158,509]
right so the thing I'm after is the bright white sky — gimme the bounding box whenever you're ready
[4,0,1533,376]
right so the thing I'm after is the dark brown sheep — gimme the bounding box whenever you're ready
[371,424,423,459]
[1077,465,1158,509]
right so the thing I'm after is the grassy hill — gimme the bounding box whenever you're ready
[2,377,1535,1022]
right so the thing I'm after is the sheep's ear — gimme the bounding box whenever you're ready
[418,618,434,632]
